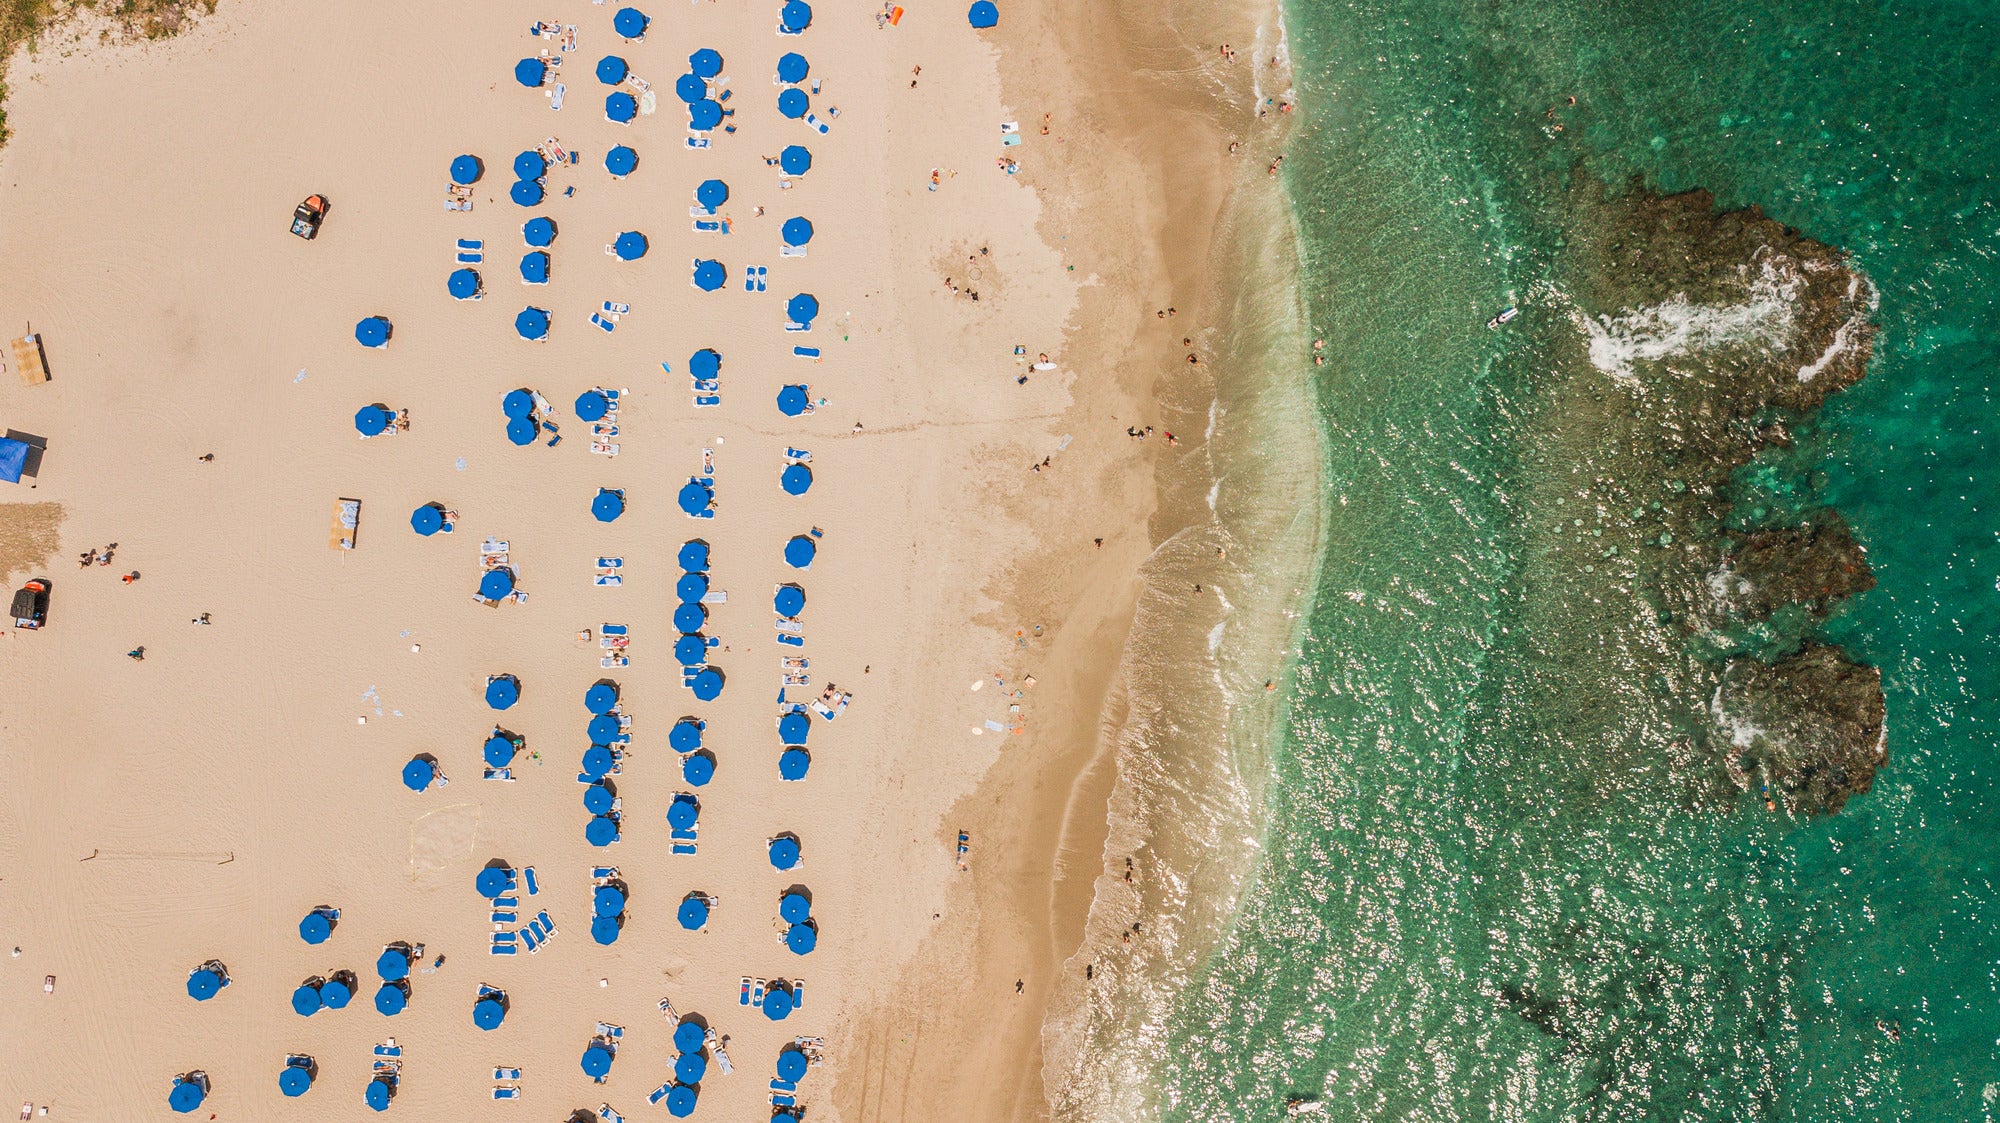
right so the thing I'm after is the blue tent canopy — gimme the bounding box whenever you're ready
[779,747,811,780]
[671,718,704,751]
[510,178,544,206]
[507,416,540,446]
[776,385,810,417]
[606,91,638,122]
[614,5,648,37]
[594,885,626,916]
[667,1084,697,1117]
[677,482,714,516]
[575,390,610,421]
[683,751,714,786]
[585,681,619,713]
[786,922,818,955]
[292,983,322,1016]
[585,815,620,847]
[780,892,812,923]
[968,0,998,26]
[588,713,621,744]
[688,98,722,131]
[448,267,481,300]
[690,668,724,701]
[774,584,807,618]
[676,1050,708,1085]
[763,985,794,1020]
[675,633,709,667]
[450,154,482,184]
[299,910,333,944]
[279,1064,313,1097]
[515,307,551,340]
[674,602,707,632]
[581,1045,614,1077]
[592,488,625,522]
[401,757,434,792]
[780,0,813,32]
[778,711,810,744]
[486,675,520,710]
[484,734,517,767]
[780,145,812,175]
[320,978,352,1008]
[778,87,809,119]
[781,463,813,495]
[788,292,820,322]
[476,865,511,897]
[689,47,723,77]
[520,251,550,284]
[515,57,547,87]
[375,982,407,1015]
[480,568,516,600]
[473,997,506,1030]
[696,179,729,208]
[605,145,637,177]
[523,216,557,246]
[502,388,536,417]
[583,783,614,815]
[674,1019,707,1053]
[591,915,622,945]
[689,349,721,379]
[376,947,411,980]
[667,796,700,829]
[169,1079,205,1114]
[769,836,801,869]
[692,259,726,291]
[410,504,444,537]
[582,744,614,779]
[365,1078,391,1111]
[596,54,629,84]
[0,438,26,484]
[784,535,816,568]
[513,150,547,180]
[777,1047,808,1082]
[781,216,814,246]
[777,52,809,83]
[187,967,222,1001]
[675,72,707,103]
[613,231,648,260]
[677,895,709,930]
[355,316,390,348]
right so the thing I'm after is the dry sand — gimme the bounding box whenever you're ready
[0,0,1284,1116]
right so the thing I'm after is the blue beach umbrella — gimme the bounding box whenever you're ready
[588,713,621,744]
[780,145,812,175]
[781,463,813,495]
[675,633,709,666]
[585,681,619,713]
[614,5,648,37]
[688,98,722,131]
[515,306,551,340]
[678,539,711,571]
[319,978,353,1008]
[774,584,806,617]
[169,1079,205,1114]
[776,385,810,417]
[376,948,410,981]
[786,922,818,955]
[780,0,812,32]
[365,1077,391,1111]
[520,251,549,284]
[668,796,700,830]
[676,1051,708,1085]
[592,915,622,945]
[605,145,637,177]
[689,47,723,77]
[769,836,801,870]
[677,483,714,517]
[523,216,557,246]
[355,317,390,348]
[513,150,547,180]
[674,602,707,633]
[450,154,482,184]
[689,349,721,380]
[777,52,808,84]
[582,744,615,779]
[596,54,629,84]
[788,292,820,322]
[968,0,998,27]
[448,267,481,300]
[592,488,625,522]
[670,718,704,751]
[410,504,444,536]
[696,179,729,208]
[763,985,794,1020]
[594,885,626,916]
[299,910,334,944]
[473,997,506,1030]
[375,982,407,1016]
[575,390,610,420]
[507,416,539,446]
[613,231,648,260]
[777,1047,808,1082]
[785,535,816,568]
[502,388,536,417]
[514,57,547,87]
[778,87,809,119]
[486,675,520,710]
[476,865,511,898]
[585,815,620,847]
[581,1045,614,1078]
[675,72,708,103]
[279,1064,313,1097]
[606,91,638,123]
[510,178,544,206]
[674,1020,707,1053]
[779,747,810,780]
[484,734,516,767]
[187,967,222,1001]
[780,892,812,923]
[782,216,814,246]
[683,752,714,786]
[666,1085,697,1118]
[778,711,810,744]
[480,568,516,600]
[690,668,724,701]
[692,259,725,291]
[583,783,614,815]
[292,983,322,1016]
[677,895,709,930]
[401,757,434,792]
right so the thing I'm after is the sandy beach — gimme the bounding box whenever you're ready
[0,0,1292,1116]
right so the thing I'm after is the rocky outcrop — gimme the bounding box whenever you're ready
[1718,644,1887,815]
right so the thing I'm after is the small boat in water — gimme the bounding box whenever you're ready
[1486,305,1519,329]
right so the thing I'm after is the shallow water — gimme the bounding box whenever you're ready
[1077,0,2000,1119]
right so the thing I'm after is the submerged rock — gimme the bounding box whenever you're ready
[1718,644,1887,815]
[1717,512,1877,622]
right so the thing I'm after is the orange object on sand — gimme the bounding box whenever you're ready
[888,5,904,23]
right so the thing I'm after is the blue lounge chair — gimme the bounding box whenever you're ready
[592,313,616,332]
[694,395,720,408]
[793,346,820,358]
[537,910,557,934]
[523,866,539,895]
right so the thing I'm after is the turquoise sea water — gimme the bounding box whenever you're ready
[1153,1,1999,1119]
